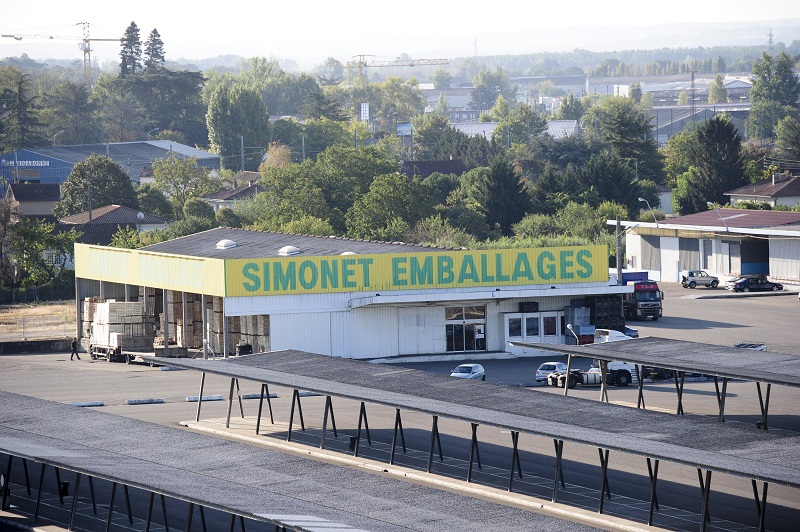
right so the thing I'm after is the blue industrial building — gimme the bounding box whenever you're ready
[0,140,220,186]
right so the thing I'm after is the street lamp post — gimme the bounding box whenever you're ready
[147,128,160,141]
[638,197,658,227]
[52,130,66,146]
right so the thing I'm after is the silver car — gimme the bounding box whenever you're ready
[450,363,486,380]
[681,270,719,289]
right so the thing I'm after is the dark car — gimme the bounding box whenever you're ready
[726,276,783,293]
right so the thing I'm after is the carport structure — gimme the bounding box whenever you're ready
[149,350,800,532]
[0,390,592,532]
[516,337,800,430]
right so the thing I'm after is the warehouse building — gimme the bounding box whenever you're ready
[619,209,800,286]
[75,228,632,359]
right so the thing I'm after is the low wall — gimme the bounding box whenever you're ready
[0,338,71,354]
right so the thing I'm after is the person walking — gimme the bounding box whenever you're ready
[70,337,81,361]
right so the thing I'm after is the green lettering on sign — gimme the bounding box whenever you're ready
[458,255,479,283]
[437,256,454,284]
[273,262,296,291]
[537,251,556,280]
[242,262,260,292]
[512,253,534,281]
[392,257,408,286]
[576,249,593,279]
[410,256,433,286]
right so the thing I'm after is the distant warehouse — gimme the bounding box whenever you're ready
[75,228,632,359]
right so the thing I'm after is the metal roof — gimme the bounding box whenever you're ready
[139,227,446,260]
[8,182,60,202]
[726,175,800,199]
[0,390,592,532]
[515,336,800,387]
[61,204,169,225]
[147,350,800,489]
[658,208,800,229]
[28,141,219,166]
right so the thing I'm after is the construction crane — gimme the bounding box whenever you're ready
[350,55,448,83]
[1,22,120,87]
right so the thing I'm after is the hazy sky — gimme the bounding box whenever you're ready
[2,1,799,69]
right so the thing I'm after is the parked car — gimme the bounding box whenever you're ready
[535,362,568,382]
[680,270,719,289]
[727,276,783,292]
[726,276,783,292]
[450,363,486,380]
[724,274,759,289]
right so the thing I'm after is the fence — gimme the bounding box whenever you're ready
[0,311,76,342]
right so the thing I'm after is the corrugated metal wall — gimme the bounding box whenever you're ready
[271,312,332,355]
[769,238,800,282]
[397,307,444,355]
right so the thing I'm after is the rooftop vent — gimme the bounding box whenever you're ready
[340,251,357,255]
[216,239,237,250]
[278,245,301,256]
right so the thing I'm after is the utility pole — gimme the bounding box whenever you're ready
[240,135,244,172]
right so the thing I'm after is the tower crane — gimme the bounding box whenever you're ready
[350,55,448,83]
[1,22,120,87]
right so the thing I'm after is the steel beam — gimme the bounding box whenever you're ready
[697,468,712,530]
[713,376,729,422]
[287,389,306,442]
[552,439,565,502]
[256,383,274,436]
[390,408,406,465]
[597,448,611,514]
[467,423,482,483]
[320,395,338,449]
[1,455,11,511]
[68,472,81,530]
[105,481,117,532]
[196,372,206,422]
[427,415,443,472]
[563,354,573,396]
[751,479,769,532]
[635,364,646,409]
[647,457,660,526]
[756,382,771,430]
[507,431,522,492]
[674,370,686,415]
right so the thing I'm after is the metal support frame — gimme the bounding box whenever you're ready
[713,376,728,422]
[390,408,407,465]
[552,439,565,502]
[68,472,81,530]
[599,360,610,403]
[225,378,245,429]
[230,513,247,532]
[507,431,522,492]
[123,484,133,524]
[35,463,46,520]
[563,354,573,396]
[353,401,371,456]
[55,466,64,505]
[635,365,646,409]
[751,479,769,532]
[697,468,713,530]
[196,372,206,422]
[756,382,771,430]
[426,415,444,473]
[467,423,482,482]
[186,502,194,531]
[674,370,686,415]
[106,482,117,532]
[287,389,306,441]
[22,458,31,495]
[646,458,660,526]
[144,490,171,532]
[1,455,11,511]
[256,383,274,435]
[320,395,338,449]
[597,448,611,513]
[88,476,97,514]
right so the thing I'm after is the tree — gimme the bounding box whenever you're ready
[707,74,728,104]
[578,151,654,218]
[110,226,143,249]
[346,173,434,241]
[470,68,516,111]
[281,216,335,236]
[206,83,271,171]
[183,197,216,222]
[433,69,452,90]
[123,69,208,147]
[751,51,800,109]
[143,28,166,70]
[92,74,148,142]
[554,93,585,121]
[152,154,222,215]
[300,88,348,121]
[0,72,47,151]
[317,57,344,86]
[464,157,530,235]
[260,142,294,170]
[677,116,746,214]
[629,83,642,104]
[136,184,173,220]
[775,115,800,162]
[215,207,242,228]
[255,161,330,230]
[678,91,689,105]
[54,155,138,218]
[40,81,101,145]
[586,96,664,183]
[9,218,81,298]
[120,22,143,77]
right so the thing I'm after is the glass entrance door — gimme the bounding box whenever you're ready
[445,306,486,352]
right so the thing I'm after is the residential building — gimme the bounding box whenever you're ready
[726,174,800,208]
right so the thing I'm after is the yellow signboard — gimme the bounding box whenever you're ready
[225,245,607,296]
